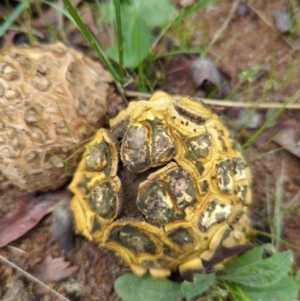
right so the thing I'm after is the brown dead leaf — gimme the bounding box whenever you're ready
[160,56,196,95]
[30,256,78,282]
[0,190,70,248]
[292,177,300,187]
[167,56,191,84]
[273,120,300,158]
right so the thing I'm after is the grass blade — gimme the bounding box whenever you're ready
[62,0,119,82]
[173,0,219,26]
[0,0,30,37]
[242,89,300,149]
[113,0,124,82]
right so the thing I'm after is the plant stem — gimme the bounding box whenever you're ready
[113,0,124,83]
[0,0,29,37]
[242,89,300,149]
[62,0,120,82]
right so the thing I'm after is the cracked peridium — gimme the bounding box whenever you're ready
[69,91,252,277]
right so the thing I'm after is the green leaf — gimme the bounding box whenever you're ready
[123,0,177,28]
[222,244,275,275]
[114,273,183,301]
[181,274,215,301]
[99,1,116,23]
[222,282,252,301]
[103,0,177,27]
[101,0,177,68]
[106,13,154,68]
[220,248,294,288]
[242,276,299,301]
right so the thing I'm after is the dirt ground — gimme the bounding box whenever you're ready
[1,1,300,300]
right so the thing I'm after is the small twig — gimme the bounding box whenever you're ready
[208,0,240,48]
[113,0,124,82]
[0,254,71,301]
[114,81,128,106]
[5,246,26,255]
[66,144,85,161]
[124,90,300,109]
[266,171,274,245]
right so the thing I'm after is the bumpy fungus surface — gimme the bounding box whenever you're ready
[0,43,112,191]
[70,92,252,278]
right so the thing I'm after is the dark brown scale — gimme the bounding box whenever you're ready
[173,104,206,125]
[88,181,117,218]
[168,227,195,250]
[138,181,177,224]
[121,125,150,171]
[186,132,211,158]
[85,142,109,172]
[108,225,157,255]
[216,160,233,194]
[167,167,197,211]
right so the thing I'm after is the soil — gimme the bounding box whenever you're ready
[1,1,300,300]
